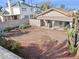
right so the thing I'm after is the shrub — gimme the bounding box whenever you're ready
[19,24,31,29]
[0,31,5,38]
[0,39,21,55]
[68,44,78,54]
[8,40,21,55]
[4,27,11,32]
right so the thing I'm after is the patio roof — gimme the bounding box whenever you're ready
[2,14,20,16]
[36,8,74,17]
[37,16,73,21]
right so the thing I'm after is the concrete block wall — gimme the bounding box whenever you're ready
[0,19,29,30]
[29,19,40,26]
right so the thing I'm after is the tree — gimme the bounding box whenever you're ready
[22,0,25,2]
[64,11,79,53]
[60,4,65,9]
[73,13,79,47]
[0,6,2,12]
[64,27,75,45]
[40,2,52,10]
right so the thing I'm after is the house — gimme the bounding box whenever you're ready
[0,0,42,22]
[30,8,78,30]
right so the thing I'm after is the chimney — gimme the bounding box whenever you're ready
[7,0,13,15]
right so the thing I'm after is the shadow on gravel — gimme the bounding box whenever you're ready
[20,39,76,59]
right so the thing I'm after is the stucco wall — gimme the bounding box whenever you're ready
[13,7,20,14]
[29,19,40,26]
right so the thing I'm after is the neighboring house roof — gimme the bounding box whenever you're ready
[36,8,74,17]
[0,10,20,16]
[12,2,43,11]
[0,10,9,16]
[12,2,32,7]
[2,10,9,15]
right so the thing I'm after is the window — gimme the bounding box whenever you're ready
[14,16,17,20]
[24,15,29,18]
[59,22,62,25]
[30,15,33,18]
[40,20,45,26]
[64,22,70,28]
[22,8,26,11]
[31,8,33,11]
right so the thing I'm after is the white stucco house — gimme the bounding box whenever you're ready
[0,0,42,22]
[30,8,79,30]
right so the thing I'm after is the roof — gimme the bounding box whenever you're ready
[12,2,33,7]
[36,8,74,18]
[0,10,9,16]
[12,2,42,10]
[37,16,73,21]
[2,10,9,15]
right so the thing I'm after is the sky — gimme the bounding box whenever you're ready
[0,0,79,9]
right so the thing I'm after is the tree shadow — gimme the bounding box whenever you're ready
[5,29,30,37]
[20,43,42,59]
[19,39,76,59]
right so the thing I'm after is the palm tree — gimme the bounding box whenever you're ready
[64,11,79,53]
[0,6,2,12]
[60,4,65,9]
[40,2,52,10]
[64,27,75,45]
[73,11,79,47]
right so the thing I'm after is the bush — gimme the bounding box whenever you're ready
[0,39,21,55]
[4,27,11,32]
[19,24,31,29]
[0,31,5,38]
[68,44,78,54]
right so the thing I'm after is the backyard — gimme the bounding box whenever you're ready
[4,26,77,59]
[6,27,67,45]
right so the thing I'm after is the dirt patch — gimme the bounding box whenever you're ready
[5,27,76,59]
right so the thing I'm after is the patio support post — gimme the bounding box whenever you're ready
[69,22,73,29]
[52,21,55,29]
[44,20,47,27]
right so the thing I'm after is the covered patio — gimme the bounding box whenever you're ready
[39,16,73,30]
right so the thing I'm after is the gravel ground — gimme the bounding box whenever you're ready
[6,27,76,59]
